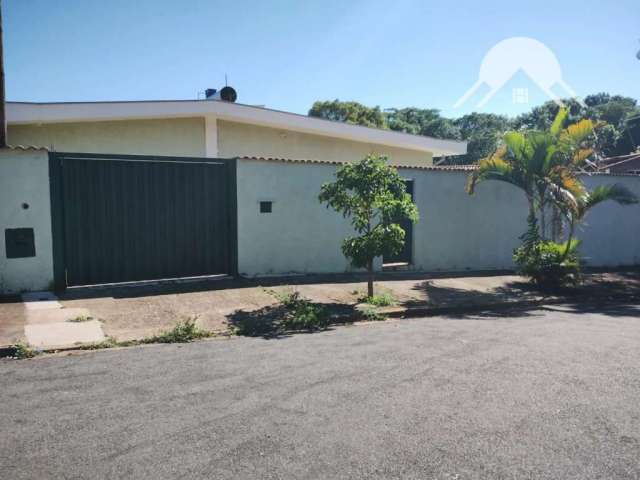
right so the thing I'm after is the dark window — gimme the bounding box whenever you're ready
[260,201,272,213]
[5,228,36,258]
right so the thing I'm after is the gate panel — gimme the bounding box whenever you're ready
[56,154,232,286]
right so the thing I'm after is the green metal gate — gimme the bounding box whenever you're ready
[49,153,237,287]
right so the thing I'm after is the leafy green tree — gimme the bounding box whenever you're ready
[309,94,640,167]
[319,155,418,297]
[513,94,640,157]
[452,113,513,164]
[385,107,461,139]
[309,100,387,129]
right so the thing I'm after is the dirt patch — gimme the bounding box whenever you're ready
[0,297,26,345]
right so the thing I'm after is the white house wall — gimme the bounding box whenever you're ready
[407,170,528,271]
[578,175,640,266]
[236,159,640,276]
[0,149,54,293]
[236,159,362,276]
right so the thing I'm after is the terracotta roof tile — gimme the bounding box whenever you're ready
[5,144,50,152]
[237,156,477,171]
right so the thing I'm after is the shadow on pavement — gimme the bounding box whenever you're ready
[58,270,516,301]
[226,301,357,339]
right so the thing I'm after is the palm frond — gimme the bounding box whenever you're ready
[503,131,527,159]
[549,107,568,136]
[572,148,594,166]
[586,184,639,210]
[466,156,517,194]
[562,119,594,145]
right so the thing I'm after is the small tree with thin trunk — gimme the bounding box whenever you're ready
[319,154,418,297]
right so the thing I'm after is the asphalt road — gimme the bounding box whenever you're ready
[2,303,640,479]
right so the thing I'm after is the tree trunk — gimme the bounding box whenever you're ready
[367,259,374,298]
[563,221,575,259]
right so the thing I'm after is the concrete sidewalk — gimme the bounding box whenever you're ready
[1,270,639,349]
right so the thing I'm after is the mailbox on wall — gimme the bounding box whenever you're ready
[5,228,36,259]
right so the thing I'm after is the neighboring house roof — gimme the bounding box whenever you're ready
[598,152,640,174]
[6,100,467,157]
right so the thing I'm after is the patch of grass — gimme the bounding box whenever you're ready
[282,301,329,331]
[360,306,386,322]
[359,292,396,307]
[267,288,299,307]
[67,315,93,323]
[234,290,330,336]
[142,317,212,344]
[76,336,121,350]
[75,318,213,352]
[10,342,39,359]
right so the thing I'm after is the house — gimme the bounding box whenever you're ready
[598,152,640,175]
[2,94,640,295]
[6,95,465,165]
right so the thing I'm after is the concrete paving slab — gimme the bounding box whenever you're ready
[25,320,105,349]
[0,298,26,346]
[25,308,92,325]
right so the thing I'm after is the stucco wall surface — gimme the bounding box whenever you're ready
[0,149,54,293]
[218,120,433,166]
[9,118,206,157]
[236,159,640,275]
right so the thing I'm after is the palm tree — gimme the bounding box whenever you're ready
[466,108,638,246]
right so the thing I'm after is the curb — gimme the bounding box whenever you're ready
[3,292,638,358]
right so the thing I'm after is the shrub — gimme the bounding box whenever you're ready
[234,291,330,335]
[360,306,385,322]
[514,239,581,289]
[11,342,38,359]
[143,317,211,343]
[359,292,396,307]
[281,293,329,331]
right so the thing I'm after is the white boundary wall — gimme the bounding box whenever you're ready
[2,155,639,292]
[236,158,640,276]
[0,149,54,293]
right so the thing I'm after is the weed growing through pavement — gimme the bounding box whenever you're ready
[360,306,386,322]
[359,292,397,307]
[67,315,93,323]
[8,342,39,359]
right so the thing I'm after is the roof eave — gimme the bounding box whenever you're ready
[6,101,467,156]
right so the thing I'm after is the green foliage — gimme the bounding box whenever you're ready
[309,99,387,128]
[360,306,385,322]
[143,317,211,343]
[77,336,121,350]
[319,155,418,296]
[67,315,93,323]
[11,342,38,359]
[281,299,328,331]
[386,107,461,139]
[513,94,640,157]
[272,290,329,331]
[514,239,581,289]
[309,94,640,165]
[233,290,329,335]
[360,292,396,306]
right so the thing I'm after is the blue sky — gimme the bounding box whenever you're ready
[5,0,640,119]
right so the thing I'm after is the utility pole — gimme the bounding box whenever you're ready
[0,0,6,148]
